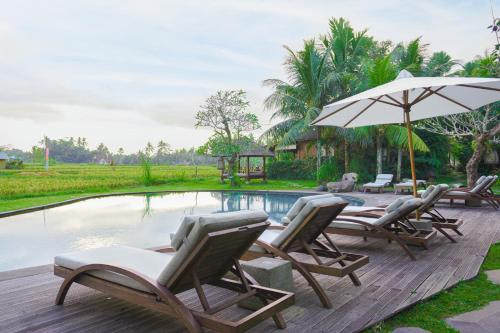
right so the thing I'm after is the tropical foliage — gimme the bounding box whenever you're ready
[261,17,488,183]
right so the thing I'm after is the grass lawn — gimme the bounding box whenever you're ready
[366,242,500,332]
[0,163,317,212]
[1,163,495,212]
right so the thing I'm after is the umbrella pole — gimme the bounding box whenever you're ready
[404,108,418,198]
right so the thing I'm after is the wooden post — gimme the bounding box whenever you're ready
[247,156,250,182]
[403,93,418,198]
[263,156,266,182]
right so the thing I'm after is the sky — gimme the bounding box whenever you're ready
[0,0,498,153]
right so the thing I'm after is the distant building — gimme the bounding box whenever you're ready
[0,152,8,169]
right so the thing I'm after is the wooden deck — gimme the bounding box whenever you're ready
[0,193,498,333]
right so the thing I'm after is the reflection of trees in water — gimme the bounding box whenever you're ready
[142,194,153,220]
[215,192,299,222]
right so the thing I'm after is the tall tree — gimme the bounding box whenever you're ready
[195,90,259,186]
[261,39,332,147]
[419,54,499,186]
[156,140,172,164]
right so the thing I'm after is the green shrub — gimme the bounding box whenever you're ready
[318,158,342,183]
[267,158,316,180]
[349,157,373,183]
[139,155,154,186]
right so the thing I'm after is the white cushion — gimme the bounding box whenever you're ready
[376,174,394,181]
[55,246,174,292]
[158,210,268,286]
[385,197,410,213]
[272,196,346,248]
[420,185,435,199]
[363,182,385,188]
[280,193,334,224]
[251,229,282,252]
[398,179,426,186]
[342,206,383,213]
[329,221,368,230]
[330,216,379,230]
[445,190,469,197]
[170,215,198,250]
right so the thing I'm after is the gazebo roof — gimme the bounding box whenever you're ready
[214,146,275,158]
[238,147,275,157]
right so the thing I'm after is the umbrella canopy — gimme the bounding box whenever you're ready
[312,70,500,196]
[313,71,500,128]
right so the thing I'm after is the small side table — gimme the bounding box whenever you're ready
[239,257,294,310]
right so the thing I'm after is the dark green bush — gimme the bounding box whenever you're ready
[5,159,23,169]
[349,157,373,183]
[318,157,342,183]
[267,158,316,180]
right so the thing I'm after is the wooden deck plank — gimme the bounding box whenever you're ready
[0,193,498,333]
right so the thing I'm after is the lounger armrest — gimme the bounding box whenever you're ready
[447,188,472,193]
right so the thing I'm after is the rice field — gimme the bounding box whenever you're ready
[0,164,220,199]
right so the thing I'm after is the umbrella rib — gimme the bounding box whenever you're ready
[369,97,400,107]
[343,97,381,127]
[383,94,403,106]
[311,100,359,125]
[457,84,500,92]
[432,90,474,111]
[410,86,446,105]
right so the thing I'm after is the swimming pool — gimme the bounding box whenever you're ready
[0,191,363,272]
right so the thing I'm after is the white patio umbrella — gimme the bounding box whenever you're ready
[311,70,500,197]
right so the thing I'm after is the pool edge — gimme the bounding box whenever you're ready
[1,189,359,218]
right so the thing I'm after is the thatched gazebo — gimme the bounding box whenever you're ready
[216,147,274,182]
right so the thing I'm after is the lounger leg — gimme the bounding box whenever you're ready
[238,269,286,329]
[435,226,457,243]
[55,277,74,305]
[254,241,333,309]
[55,265,203,333]
[454,229,463,236]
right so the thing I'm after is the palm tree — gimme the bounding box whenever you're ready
[320,18,374,172]
[261,39,332,147]
[367,41,431,178]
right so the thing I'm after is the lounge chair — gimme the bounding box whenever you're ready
[441,175,498,210]
[394,179,427,194]
[54,210,294,333]
[244,195,369,309]
[327,172,358,192]
[342,184,463,243]
[362,174,393,193]
[326,198,437,260]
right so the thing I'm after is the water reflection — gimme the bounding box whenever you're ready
[0,191,363,272]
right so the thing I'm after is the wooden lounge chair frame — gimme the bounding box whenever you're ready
[326,203,436,261]
[441,176,498,210]
[54,222,294,333]
[342,195,463,243]
[243,202,369,309]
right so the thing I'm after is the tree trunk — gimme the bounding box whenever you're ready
[465,134,487,187]
[228,154,237,187]
[344,139,349,172]
[376,133,382,175]
[316,139,322,183]
[396,149,402,181]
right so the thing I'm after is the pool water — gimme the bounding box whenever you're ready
[0,191,363,272]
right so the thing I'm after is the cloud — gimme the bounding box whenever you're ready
[0,0,496,151]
